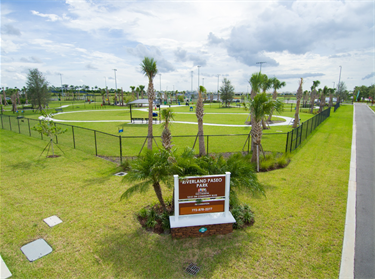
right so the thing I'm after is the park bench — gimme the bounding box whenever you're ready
[289,118,301,126]
[17,115,24,119]
[55,108,63,113]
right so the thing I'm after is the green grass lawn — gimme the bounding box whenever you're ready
[0,105,352,278]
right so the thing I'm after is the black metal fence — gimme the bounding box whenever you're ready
[1,114,289,163]
[285,107,331,153]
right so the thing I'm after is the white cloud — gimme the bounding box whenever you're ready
[31,10,62,22]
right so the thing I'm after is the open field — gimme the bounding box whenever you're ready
[0,105,352,278]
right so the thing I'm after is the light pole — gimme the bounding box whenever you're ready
[217,74,220,101]
[332,82,335,89]
[191,71,193,92]
[337,66,342,103]
[113,69,117,92]
[104,76,107,88]
[256,62,266,73]
[59,73,63,98]
[197,65,201,88]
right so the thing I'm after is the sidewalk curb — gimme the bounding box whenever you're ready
[339,105,356,279]
[366,104,375,115]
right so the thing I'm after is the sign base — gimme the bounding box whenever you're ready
[169,212,235,239]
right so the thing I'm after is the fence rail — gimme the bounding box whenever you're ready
[285,107,331,153]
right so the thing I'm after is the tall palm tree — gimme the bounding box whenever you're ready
[268,77,286,121]
[319,86,329,112]
[247,93,283,163]
[140,57,158,150]
[196,85,206,156]
[303,90,308,107]
[310,80,320,113]
[161,108,174,151]
[293,78,303,128]
[248,72,264,151]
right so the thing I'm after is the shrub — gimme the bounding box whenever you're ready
[231,204,255,229]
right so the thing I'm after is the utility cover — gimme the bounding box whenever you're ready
[185,263,200,275]
[44,215,62,227]
[1,255,12,279]
[114,172,127,176]
[20,239,52,262]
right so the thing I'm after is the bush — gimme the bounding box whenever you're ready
[231,204,255,229]
[258,152,290,171]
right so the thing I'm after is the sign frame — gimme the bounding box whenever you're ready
[173,172,231,222]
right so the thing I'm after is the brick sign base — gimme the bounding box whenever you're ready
[171,223,233,239]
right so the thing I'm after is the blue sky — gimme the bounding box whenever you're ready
[1,0,374,93]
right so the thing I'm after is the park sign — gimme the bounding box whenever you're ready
[169,172,236,238]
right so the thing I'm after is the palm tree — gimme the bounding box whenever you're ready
[106,87,110,105]
[268,77,286,121]
[196,85,206,156]
[139,85,145,99]
[310,80,320,113]
[130,86,135,99]
[303,90,308,107]
[293,78,303,128]
[140,57,158,150]
[319,86,328,112]
[247,93,283,164]
[121,149,172,212]
[328,88,335,107]
[136,87,140,99]
[101,90,106,105]
[161,108,174,151]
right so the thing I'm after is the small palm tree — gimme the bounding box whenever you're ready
[328,88,336,107]
[196,85,206,156]
[121,149,173,212]
[310,80,320,113]
[139,85,145,99]
[319,86,329,112]
[247,93,283,164]
[268,77,286,121]
[293,78,303,128]
[140,57,158,150]
[161,108,174,151]
[106,88,110,105]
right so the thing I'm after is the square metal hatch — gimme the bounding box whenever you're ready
[20,239,53,262]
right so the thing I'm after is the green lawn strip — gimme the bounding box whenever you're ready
[1,105,352,278]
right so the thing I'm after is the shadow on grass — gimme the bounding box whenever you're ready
[96,227,260,278]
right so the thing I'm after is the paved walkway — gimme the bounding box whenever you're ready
[354,104,375,278]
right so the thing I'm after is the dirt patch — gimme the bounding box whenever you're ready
[46,155,61,158]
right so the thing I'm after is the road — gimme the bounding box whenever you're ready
[354,104,375,279]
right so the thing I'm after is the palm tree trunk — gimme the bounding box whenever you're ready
[293,99,301,128]
[251,121,262,163]
[147,78,155,150]
[310,92,315,114]
[153,182,166,211]
[198,118,206,156]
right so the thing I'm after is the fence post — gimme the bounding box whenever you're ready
[290,129,294,152]
[94,130,97,156]
[285,132,289,153]
[72,126,76,149]
[28,119,31,136]
[1,115,3,129]
[9,117,12,131]
[299,124,303,146]
[206,135,209,155]
[119,135,123,164]
[17,118,21,134]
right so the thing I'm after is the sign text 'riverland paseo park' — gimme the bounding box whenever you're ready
[169,173,236,238]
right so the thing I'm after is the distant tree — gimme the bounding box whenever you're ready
[196,85,206,156]
[130,86,136,99]
[337,82,347,102]
[10,93,17,113]
[140,57,158,150]
[106,87,110,105]
[319,86,329,112]
[101,89,106,105]
[328,88,335,107]
[219,78,235,107]
[139,85,145,99]
[26,68,50,112]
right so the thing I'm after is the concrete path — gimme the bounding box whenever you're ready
[354,104,375,278]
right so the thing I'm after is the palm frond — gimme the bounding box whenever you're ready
[120,179,152,200]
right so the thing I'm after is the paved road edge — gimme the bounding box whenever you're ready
[339,105,356,279]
